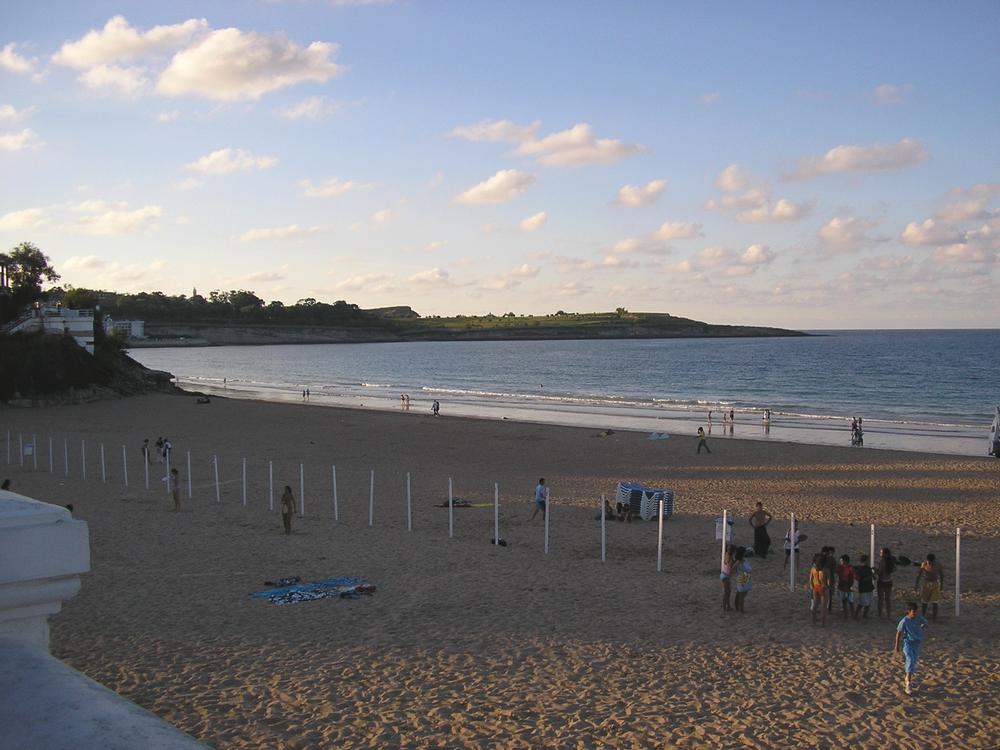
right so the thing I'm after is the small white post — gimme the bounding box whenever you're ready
[268,461,274,512]
[448,477,454,538]
[722,509,729,574]
[64,438,69,479]
[242,458,247,507]
[186,451,192,499]
[955,527,961,617]
[100,443,106,482]
[49,437,53,473]
[493,482,500,544]
[300,463,305,516]
[165,452,172,494]
[81,440,86,480]
[213,455,220,503]
[600,494,606,563]
[122,445,128,487]
[789,513,796,592]
[406,472,412,531]
[544,490,550,555]
[331,465,338,521]
[144,448,149,490]
[32,433,37,470]
[656,493,665,572]
[869,523,876,571]
[368,469,374,527]
[19,434,23,466]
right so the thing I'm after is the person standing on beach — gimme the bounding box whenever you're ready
[721,545,734,612]
[783,525,806,571]
[530,478,548,521]
[141,438,150,465]
[749,502,772,557]
[697,427,711,454]
[280,485,295,535]
[876,547,897,617]
[162,437,172,465]
[836,555,856,619]
[432,400,440,416]
[809,554,828,626]
[915,553,944,621]
[734,547,752,612]
[170,468,180,512]
[155,437,164,463]
[894,602,929,695]
[855,554,875,620]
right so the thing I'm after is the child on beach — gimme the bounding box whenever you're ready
[894,602,929,695]
[835,555,856,619]
[734,547,751,612]
[854,554,875,619]
[809,554,828,626]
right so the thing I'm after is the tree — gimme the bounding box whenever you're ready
[0,242,60,317]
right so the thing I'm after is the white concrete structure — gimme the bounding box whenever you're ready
[4,305,97,353]
[105,317,145,340]
[0,491,206,749]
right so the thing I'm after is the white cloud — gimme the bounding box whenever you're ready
[74,205,163,235]
[450,119,539,143]
[740,244,774,266]
[240,224,322,241]
[0,128,40,151]
[872,84,908,105]
[52,16,208,69]
[279,95,340,120]
[408,267,451,285]
[655,221,702,240]
[72,199,128,213]
[553,280,592,297]
[616,179,667,207]
[900,218,965,246]
[789,137,927,179]
[0,207,46,231]
[716,164,749,193]
[334,272,395,292]
[737,198,813,223]
[63,255,110,270]
[455,169,534,204]
[0,104,36,122]
[175,215,191,225]
[157,28,343,101]
[185,148,278,175]
[300,177,364,198]
[372,209,392,224]
[0,43,38,75]
[174,176,203,191]
[241,270,286,282]
[425,240,448,251]
[481,263,540,290]
[78,64,149,96]
[936,183,1000,223]
[818,216,879,252]
[700,92,721,105]
[156,110,180,123]
[611,238,641,255]
[516,123,643,167]
[520,211,548,232]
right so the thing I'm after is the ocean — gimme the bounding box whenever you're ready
[130,330,1000,457]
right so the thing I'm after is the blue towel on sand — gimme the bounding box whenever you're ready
[251,576,368,605]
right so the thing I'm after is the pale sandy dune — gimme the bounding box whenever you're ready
[3,394,998,748]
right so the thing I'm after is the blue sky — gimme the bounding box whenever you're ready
[1,1,998,328]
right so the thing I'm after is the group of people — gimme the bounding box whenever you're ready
[399,393,412,409]
[142,437,173,465]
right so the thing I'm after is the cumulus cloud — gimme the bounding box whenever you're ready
[818,216,880,253]
[611,238,641,255]
[872,84,908,105]
[0,128,41,151]
[408,267,451,286]
[520,211,548,232]
[481,263,540,290]
[63,255,110,270]
[334,272,395,292]
[681,244,774,276]
[900,218,965,246]
[0,207,46,231]
[736,198,813,223]
[616,179,667,207]
[372,209,392,224]
[300,177,365,198]
[74,204,163,235]
[515,123,643,167]
[72,199,128,213]
[450,119,539,143]
[52,16,208,68]
[655,221,702,240]
[740,244,774,266]
[716,164,749,193]
[185,148,277,175]
[78,64,149,96]
[0,104,36,122]
[0,43,39,75]
[935,183,1000,223]
[454,169,534,205]
[707,165,810,224]
[157,28,343,100]
[553,279,592,297]
[279,95,341,120]
[788,137,927,180]
[240,224,322,241]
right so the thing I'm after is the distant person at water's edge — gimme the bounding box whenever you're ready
[530,478,548,521]
[432,400,440,416]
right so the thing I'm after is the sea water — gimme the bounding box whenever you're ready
[130,330,999,457]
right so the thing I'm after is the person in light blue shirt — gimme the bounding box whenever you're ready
[530,478,548,521]
[894,601,929,695]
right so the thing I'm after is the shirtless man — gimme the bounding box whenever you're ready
[914,553,945,621]
[749,501,773,558]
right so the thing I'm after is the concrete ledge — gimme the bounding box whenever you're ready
[0,638,208,750]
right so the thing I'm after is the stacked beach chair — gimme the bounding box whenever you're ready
[617,481,675,521]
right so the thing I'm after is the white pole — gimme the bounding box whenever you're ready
[406,472,412,532]
[242,458,247,507]
[166,452,172,494]
[601,494,606,563]
[657,493,665,572]
[869,523,876,571]
[100,443,106,482]
[494,482,500,544]
[144,448,149,490]
[81,440,86,480]
[544,490,550,555]
[187,452,192,498]
[331,465,338,521]
[64,438,69,479]
[49,437,53,473]
[789,513,796,592]
[213,456,220,503]
[955,527,961,617]
[268,461,274,512]
[722,509,729,573]
[368,469,374,527]
[122,445,128,487]
[32,433,37,470]
[300,463,305,516]
[448,477,454,538]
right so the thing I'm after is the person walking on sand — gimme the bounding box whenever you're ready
[876,547,897,618]
[749,502,772,558]
[162,437,172,465]
[894,602,929,695]
[141,438,150,465]
[155,437,164,463]
[280,485,295,535]
[734,547,752,612]
[809,554,829,626]
[530,478,549,521]
[432,400,440,416]
[170,468,180,512]
[915,553,945,621]
[697,426,711,454]
[721,545,735,612]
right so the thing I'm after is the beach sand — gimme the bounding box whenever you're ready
[3,394,999,748]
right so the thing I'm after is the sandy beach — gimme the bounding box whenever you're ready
[3,393,999,749]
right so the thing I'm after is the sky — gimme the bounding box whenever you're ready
[1,1,998,329]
